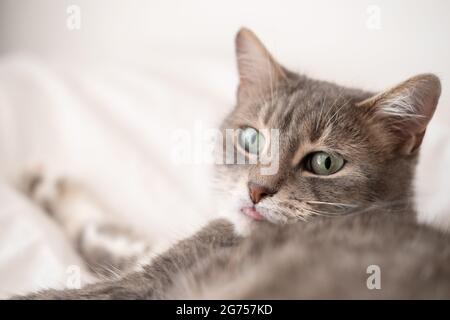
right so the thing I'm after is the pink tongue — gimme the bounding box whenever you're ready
[241,207,265,221]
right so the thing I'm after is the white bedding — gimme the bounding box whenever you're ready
[0,53,449,298]
[0,54,235,297]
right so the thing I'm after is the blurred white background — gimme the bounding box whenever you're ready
[0,0,449,297]
[1,0,449,108]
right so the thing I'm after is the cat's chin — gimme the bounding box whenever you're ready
[213,207,259,236]
[216,207,272,236]
[228,213,261,236]
[213,194,277,235]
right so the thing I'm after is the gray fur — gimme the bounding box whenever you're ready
[22,214,450,299]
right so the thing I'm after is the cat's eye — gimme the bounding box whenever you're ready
[306,152,344,176]
[237,127,265,155]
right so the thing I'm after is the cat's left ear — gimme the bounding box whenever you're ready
[235,28,289,103]
[357,74,441,154]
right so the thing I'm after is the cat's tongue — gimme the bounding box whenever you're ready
[241,207,265,221]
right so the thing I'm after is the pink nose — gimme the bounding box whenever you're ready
[248,182,276,204]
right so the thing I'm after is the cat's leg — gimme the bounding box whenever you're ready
[19,219,241,299]
[20,166,153,279]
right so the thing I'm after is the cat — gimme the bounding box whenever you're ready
[16,28,450,299]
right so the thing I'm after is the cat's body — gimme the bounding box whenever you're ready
[16,28,450,299]
[23,211,450,299]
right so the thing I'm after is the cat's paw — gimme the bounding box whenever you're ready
[19,165,108,242]
[17,165,154,279]
[20,165,81,217]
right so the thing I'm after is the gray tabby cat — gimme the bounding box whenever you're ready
[19,28,450,299]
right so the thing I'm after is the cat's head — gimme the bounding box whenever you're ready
[215,28,441,234]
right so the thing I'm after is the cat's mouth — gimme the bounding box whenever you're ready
[240,206,265,221]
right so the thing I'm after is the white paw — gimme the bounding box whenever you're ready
[19,165,104,240]
[20,165,80,216]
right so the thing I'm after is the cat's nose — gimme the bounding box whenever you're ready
[248,182,276,204]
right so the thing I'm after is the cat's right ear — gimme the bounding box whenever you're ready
[235,28,288,103]
[357,74,441,155]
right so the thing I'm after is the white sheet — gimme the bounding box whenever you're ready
[0,54,233,297]
[0,54,449,298]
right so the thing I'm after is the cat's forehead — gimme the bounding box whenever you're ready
[242,84,377,159]
[260,86,356,134]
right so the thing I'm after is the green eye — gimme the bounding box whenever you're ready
[307,152,344,175]
[238,127,265,155]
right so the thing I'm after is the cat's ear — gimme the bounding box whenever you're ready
[357,74,441,154]
[235,28,288,102]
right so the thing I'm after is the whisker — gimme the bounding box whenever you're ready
[305,200,358,208]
